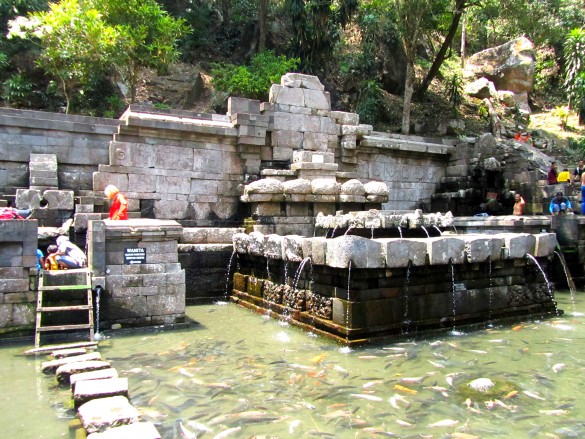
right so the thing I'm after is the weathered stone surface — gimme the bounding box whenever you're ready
[380,238,427,268]
[311,179,340,195]
[15,188,42,209]
[533,233,557,258]
[41,352,102,374]
[56,360,111,383]
[86,422,161,439]
[424,236,466,265]
[52,347,88,359]
[78,395,139,434]
[283,235,304,262]
[74,377,129,408]
[465,77,497,99]
[465,37,535,93]
[244,178,283,195]
[265,234,284,259]
[364,181,389,197]
[281,73,325,91]
[283,179,312,195]
[70,368,119,391]
[42,190,74,210]
[463,235,504,262]
[340,179,365,196]
[325,235,384,269]
[496,233,536,259]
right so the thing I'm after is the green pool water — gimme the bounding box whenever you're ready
[2,290,585,438]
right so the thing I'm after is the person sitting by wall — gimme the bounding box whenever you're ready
[513,193,526,215]
[104,184,128,220]
[55,236,87,269]
[549,192,573,215]
[547,162,558,185]
[44,244,63,270]
[0,207,31,220]
[558,168,571,183]
[573,160,585,186]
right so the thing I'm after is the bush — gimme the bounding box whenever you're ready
[355,79,381,125]
[211,51,300,101]
[2,73,35,107]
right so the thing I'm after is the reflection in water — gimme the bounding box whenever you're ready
[2,292,585,438]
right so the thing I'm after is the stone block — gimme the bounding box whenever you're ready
[379,238,428,268]
[42,352,103,374]
[269,85,305,107]
[56,360,112,384]
[272,146,294,161]
[146,292,185,315]
[303,89,330,110]
[281,73,325,91]
[228,97,261,114]
[463,235,504,262]
[496,233,536,259]
[76,204,94,213]
[330,111,359,125]
[424,236,466,265]
[69,368,119,392]
[271,130,304,149]
[11,302,34,325]
[74,377,129,408]
[78,396,139,434]
[154,200,189,219]
[325,235,384,269]
[302,237,327,265]
[265,234,284,259]
[0,304,12,327]
[86,422,161,439]
[42,190,74,210]
[15,188,42,209]
[75,213,103,230]
[533,233,557,258]
[283,235,304,262]
[93,172,129,192]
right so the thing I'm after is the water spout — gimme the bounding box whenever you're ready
[397,227,403,238]
[293,257,312,292]
[553,250,577,294]
[224,250,237,301]
[93,286,103,341]
[525,253,559,316]
[421,226,430,238]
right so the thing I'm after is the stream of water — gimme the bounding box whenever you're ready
[2,290,585,438]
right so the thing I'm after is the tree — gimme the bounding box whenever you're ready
[8,0,119,113]
[391,0,437,134]
[564,27,585,124]
[92,0,189,103]
[416,0,476,98]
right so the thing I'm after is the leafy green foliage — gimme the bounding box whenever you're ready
[211,51,300,100]
[355,79,381,125]
[2,73,35,107]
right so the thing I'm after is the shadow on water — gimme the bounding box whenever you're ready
[2,291,584,438]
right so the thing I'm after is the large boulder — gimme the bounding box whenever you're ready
[464,37,535,94]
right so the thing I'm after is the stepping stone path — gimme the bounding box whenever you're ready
[33,343,161,438]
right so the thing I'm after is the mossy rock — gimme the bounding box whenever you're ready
[243,217,255,234]
[455,377,518,402]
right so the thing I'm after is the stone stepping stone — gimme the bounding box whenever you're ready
[56,360,111,384]
[70,368,119,392]
[74,377,129,408]
[51,347,88,358]
[86,421,161,439]
[78,395,139,434]
[42,352,102,374]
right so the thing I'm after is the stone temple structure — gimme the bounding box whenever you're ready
[0,73,570,343]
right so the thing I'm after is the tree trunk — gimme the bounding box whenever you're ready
[258,0,268,52]
[402,61,415,134]
[415,0,467,98]
[460,12,466,68]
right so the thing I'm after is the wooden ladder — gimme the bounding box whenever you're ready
[35,269,95,348]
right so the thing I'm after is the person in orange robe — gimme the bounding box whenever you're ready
[104,184,128,220]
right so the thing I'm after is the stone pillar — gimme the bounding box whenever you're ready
[0,219,37,331]
[87,219,186,328]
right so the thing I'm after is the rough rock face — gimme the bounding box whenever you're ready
[464,37,535,94]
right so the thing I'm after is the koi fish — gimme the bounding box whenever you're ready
[213,427,241,439]
[393,384,417,394]
[310,354,327,364]
[427,419,459,428]
[350,393,384,402]
[552,363,566,373]
[523,390,545,400]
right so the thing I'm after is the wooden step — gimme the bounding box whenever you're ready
[39,285,92,291]
[25,341,98,355]
[37,324,93,332]
[38,305,92,312]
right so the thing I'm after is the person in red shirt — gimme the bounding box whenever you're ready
[104,184,128,220]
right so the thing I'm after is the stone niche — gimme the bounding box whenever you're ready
[87,219,186,328]
[0,219,38,332]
